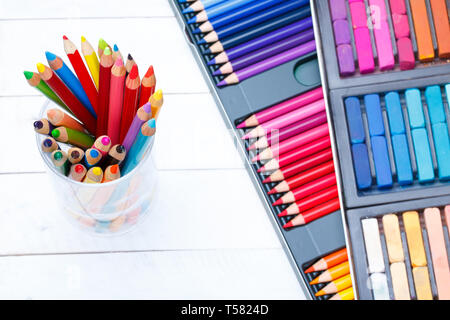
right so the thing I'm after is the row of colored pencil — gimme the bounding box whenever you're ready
[305,248,354,300]
[238,86,340,229]
[27,35,163,181]
[179,0,315,86]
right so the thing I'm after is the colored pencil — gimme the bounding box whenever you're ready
[37,63,97,134]
[63,35,98,113]
[122,102,153,152]
[214,29,315,76]
[51,150,70,176]
[239,87,323,128]
[218,40,316,87]
[305,248,348,273]
[187,0,258,24]
[97,47,114,137]
[253,123,329,161]
[119,64,140,143]
[182,0,227,13]
[259,137,331,174]
[194,0,283,33]
[283,197,340,228]
[198,0,308,44]
[47,108,86,133]
[121,119,156,175]
[23,71,69,113]
[84,148,102,169]
[67,147,85,164]
[98,38,110,58]
[41,137,60,153]
[34,119,55,136]
[268,160,335,194]
[81,36,100,89]
[83,167,103,183]
[102,164,120,183]
[149,89,164,120]
[244,99,325,139]
[205,9,311,54]
[46,51,96,118]
[278,185,339,217]
[51,126,95,150]
[104,144,127,167]
[108,58,126,145]
[248,111,327,150]
[112,44,123,62]
[272,172,337,206]
[209,19,313,64]
[125,54,136,77]
[93,135,112,157]
[138,65,156,107]
[315,273,352,296]
[329,287,354,300]
[69,163,87,182]
[310,261,350,285]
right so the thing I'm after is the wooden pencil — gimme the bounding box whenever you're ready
[69,163,87,182]
[103,144,127,167]
[97,47,114,137]
[119,64,140,143]
[305,248,348,273]
[315,274,352,296]
[84,148,102,169]
[51,150,70,176]
[108,58,126,145]
[112,44,123,62]
[283,197,340,228]
[149,89,164,120]
[102,164,120,183]
[83,167,103,183]
[34,118,55,136]
[93,135,112,157]
[98,38,110,58]
[310,261,350,285]
[138,65,156,107]
[81,36,100,89]
[122,102,153,152]
[41,137,60,153]
[67,147,85,164]
[329,287,354,300]
[47,108,86,133]
[51,126,95,150]
[125,54,136,77]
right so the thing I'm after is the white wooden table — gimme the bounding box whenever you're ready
[0,0,305,299]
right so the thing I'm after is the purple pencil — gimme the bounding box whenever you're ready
[208,17,312,65]
[217,40,316,87]
[248,111,328,150]
[122,102,153,152]
[214,29,314,76]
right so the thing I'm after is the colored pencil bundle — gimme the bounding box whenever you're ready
[179,0,315,87]
[28,35,163,183]
[238,86,341,229]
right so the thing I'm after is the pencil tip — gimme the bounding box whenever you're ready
[304,266,315,274]
[45,51,56,61]
[207,58,216,66]
[81,35,86,42]
[236,121,246,129]
[63,35,68,40]
[145,65,154,77]
[36,63,45,73]
[148,118,156,128]
[247,143,255,151]
[127,53,133,60]
[103,47,112,55]
[315,290,325,297]
[251,154,259,162]
[212,69,222,76]
[267,188,276,195]
[283,221,293,229]
[114,58,123,66]
[23,71,33,79]
[309,278,319,285]
[278,210,287,217]
[262,176,271,183]
[182,6,193,14]
[197,38,206,45]
[187,16,197,24]
[192,28,201,34]
[217,80,226,87]
[129,64,139,79]
[272,198,283,206]
[113,44,119,51]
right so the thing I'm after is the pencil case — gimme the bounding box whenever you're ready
[311,0,450,299]
[170,0,348,299]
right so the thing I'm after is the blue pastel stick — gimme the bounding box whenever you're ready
[187,0,258,24]
[345,97,365,144]
[411,128,435,183]
[385,92,406,135]
[391,134,413,185]
[352,143,372,189]
[425,85,446,124]
[446,84,450,107]
[45,51,96,118]
[182,0,227,13]
[197,0,307,43]
[193,0,283,33]
[365,94,385,137]
[405,88,425,129]
[431,123,450,180]
[370,136,393,188]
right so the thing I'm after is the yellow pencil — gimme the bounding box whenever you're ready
[81,36,100,89]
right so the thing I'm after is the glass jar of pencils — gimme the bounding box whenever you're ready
[36,100,159,236]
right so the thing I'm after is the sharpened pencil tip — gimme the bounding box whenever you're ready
[283,221,293,229]
[145,65,154,77]
[129,64,139,79]
[182,6,193,14]
[213,69,222,76]
[197,38,206,45]
[304,266,315,273]
[236,122,246,129]
[267,188,276,195]
[187,16,197,24]
[278,210,287,217]
[103,47,111,55]
[207,58,216,66]
[36,63,46,73]
[272,198,283,206]
[217,80,227,87]
[23,71,33,80]
[113,44,119,52]
[63,35,68,40]
[45,51,56,61]
[262,176,271,183]
[127,53,133,60]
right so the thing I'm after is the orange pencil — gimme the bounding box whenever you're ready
[429,0,450,58]
[107,58,126,145]
[310,261,350,285]
[409,0,435,61]
[102,164,120,183]
[47,108,86,133]
[305,248,348,273]
[119,64,140,143]
[315,274,352,296]
[97,47,114,137]
[138,65,156,107]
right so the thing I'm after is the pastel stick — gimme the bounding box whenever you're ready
[425,85,446,124]
[352,143,372,189]
[365,94,385,136]
[411,128,435,183]
[385,91,406,135]
[337,44,356,76]
[333,19,352,45]
[371,136,393,188]
[391,134,413,185]
[370,273,390,300]
[431,123,450,180]
[345,97,365,144]
[397,37,415,70]
[389,0,406,14]
[330,0,347,21]
[393,14,410,39]
[350,1,368,28]
[362,218,386,273]
[405,89,425,129]
[354,27,375,73]
[373,20,395,70]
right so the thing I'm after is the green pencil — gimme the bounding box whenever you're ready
[51,150,70,176]
[52,126,94,149]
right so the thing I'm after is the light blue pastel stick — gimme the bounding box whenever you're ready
[431,123,450,180]
[445,84,450,108]
[405,88,425,129]
[411,128,435,183]
[45,51,97,118]
[425,85,446,125]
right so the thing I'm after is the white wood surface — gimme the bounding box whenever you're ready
[0,0,305,299]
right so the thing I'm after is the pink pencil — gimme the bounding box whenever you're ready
[252,123,329,162]
[237,87,323,129]
[243,99,325,139]
[107,58,126,145]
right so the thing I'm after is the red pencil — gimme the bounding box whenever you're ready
[263,148,333,183]
[272,172,337,206]
[119,64,140,143]
[258,136,331,173]
[63,35,98,113]
[283,197,340,228]
[97,47,114,137]
[278,185,339,217]
[37,63,96,135]
[268,160,335,194]
[107,58,126,145]
[138,65,156,107]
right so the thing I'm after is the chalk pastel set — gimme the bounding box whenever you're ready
[312,0,450,299]
[170,0,351,299]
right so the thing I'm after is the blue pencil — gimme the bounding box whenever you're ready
[198,0,309,44]
[182,0,228,14]
[121,119,156,175]
[187,0,258,24]
[45,51,96,118]
[193,0,283,34]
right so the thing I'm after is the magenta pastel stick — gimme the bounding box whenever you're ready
[122,102,153,152]
[373,20,395,70]
[237,87,323,129]
[389,0,406,14]
[350,1,368,28]
[330,0,347,21]
[393,13,410,39]
[337,44,356,75]
[397,37,415,70]
[242,99,326,139]
[333,19,352,45]
[354,27,375,73]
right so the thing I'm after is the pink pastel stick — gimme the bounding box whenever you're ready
[369,0,388,24]
[445,206,450,237]
[389,0,406,14]
[397,37,415,70]
[350,1,368,28]
[373,20,395,70]
[348,0,364,2]
[354,27,375,73]
[392,13,410,39]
